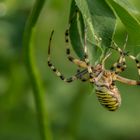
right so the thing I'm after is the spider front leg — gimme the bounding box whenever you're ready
[65,29,88,69]
[114,53,140,85]
[110,39,140,78]
[110,36,128,74]
[47,30,88,83]
[64,10,89,69]
[65,24,94,82]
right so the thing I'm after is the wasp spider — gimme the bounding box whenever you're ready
[47,25,140,111]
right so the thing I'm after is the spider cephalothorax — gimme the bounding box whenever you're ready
[47,23,140,111]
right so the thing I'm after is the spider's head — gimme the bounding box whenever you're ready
[92,64,103,75]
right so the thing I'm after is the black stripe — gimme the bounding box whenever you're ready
[137,81,140,85]
[48,62,52,67]
[65,30,69,36]
[89,75,93,78]
[122,61,126,65]
[96,89,105,93]
[110,67,114,70]
[111,81,115,86]
[84,54,88,59]
[102,101,117,105]
[117,63,121,68]
[60,75,64,80]
[66,49,70,54]
[52,68,57,72]
[121,67,125,71]
[135,59,139,63]
[81,79,87,82]
[104,104,117,109]
[65,77,74,83]
[137,65,140,68]
[68,56,74,61]
[98,96,113,101]
[115,71,119,74]
[96,84,109,89]
[66,39,69,43]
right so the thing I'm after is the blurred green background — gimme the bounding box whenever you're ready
[1,0,140,140]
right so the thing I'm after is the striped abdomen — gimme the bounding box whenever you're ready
[95,85,121,111]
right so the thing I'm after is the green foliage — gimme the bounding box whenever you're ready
[106,0,140,54]
[70,0,116,62]
[69,0,85,59]
[70,0,140,60]
[1,0,140,140]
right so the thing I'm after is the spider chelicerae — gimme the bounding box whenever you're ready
[47,24,140,111]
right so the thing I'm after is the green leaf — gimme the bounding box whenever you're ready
[69,0,85,59]
[69,0,116,62]
[106,0,140,53]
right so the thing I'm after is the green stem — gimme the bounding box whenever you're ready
[23,0,52,140]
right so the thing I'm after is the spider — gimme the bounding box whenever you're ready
[47,26,140,111]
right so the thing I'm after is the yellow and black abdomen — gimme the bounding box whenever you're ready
[95,85,121,111]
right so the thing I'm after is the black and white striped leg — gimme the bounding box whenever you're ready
[65,29,88,69]
[127,55,140,79]
[110,42,127,74]
[47,31,88,83]
[110,36,129,73]
[47,30,76,82]
[110,40,140,77]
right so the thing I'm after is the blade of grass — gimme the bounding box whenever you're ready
[23,0,52,140]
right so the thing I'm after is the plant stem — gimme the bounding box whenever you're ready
[23,0,52,140]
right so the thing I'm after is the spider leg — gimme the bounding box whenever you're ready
[48,10,95,83]
[65,29,88,69]
[110,45,126,74]
[110,36,128,74]
[126,54,140,78]
[110,41,140,78]
[47,31,88,83]
[66,8,95,74]
[65,19,94,80]
[116,75,140,85]
[76,69,89,82]
[63,9,90,69]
